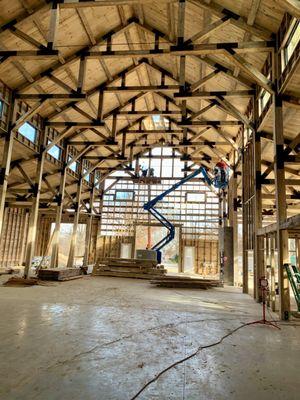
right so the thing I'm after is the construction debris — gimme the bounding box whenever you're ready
[38,268,84,281]
[3,277,47,287]
[150,275,223,289]
[93,257,167,279]
[0,268,21,275]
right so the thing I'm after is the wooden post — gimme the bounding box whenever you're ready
[95,180,105,261]
[67,161,83,268]
[83,174,96,267]
[24,123,47,278]
[242,136,248,294]
[50,144,69,268]
[229,163,238,284]
[0,93,16,238]
[253,91,263,301]
[270,234,276,312]
[273,38,290,320]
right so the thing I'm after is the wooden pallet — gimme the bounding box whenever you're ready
[93,257,167,280]
[38,268,83,281]
[150,275,223,289]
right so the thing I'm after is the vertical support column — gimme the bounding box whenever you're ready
[253,92,263,301]
[177,0,188,171]
[270,234,276,312]
[50,144,69,268]
[0,92,15,238]
[95,180,105,262]
[67,161,83,268]
[229,164,238,284]
[83,173,96,267]
[24,123,47,278]
[242,136,248,293]
[273,38,290,320]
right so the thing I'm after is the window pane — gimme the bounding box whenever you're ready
[83,168,90,182]
[186,192,206,202]
[287,21,300,62]
[47,141,61,160]
[162,147,173,156]
[68,155,77,172]
[161,158,172,177]
[19,122,37,142]
[115,190,134,200]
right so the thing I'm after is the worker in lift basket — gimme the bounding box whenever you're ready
[139,164,148,177]
[214,160,229,188]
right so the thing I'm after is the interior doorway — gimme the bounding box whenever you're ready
[120,243,132,259]
[184,246,195,273]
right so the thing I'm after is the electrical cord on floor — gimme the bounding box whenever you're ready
[129,320,268,400]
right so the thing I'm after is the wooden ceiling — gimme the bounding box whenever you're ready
[0,0,299,212]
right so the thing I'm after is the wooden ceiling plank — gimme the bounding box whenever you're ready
[76,8,97,45]
[185,16,231,45]
[189,0,272,40]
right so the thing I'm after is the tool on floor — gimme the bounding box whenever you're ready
[247,277,280,329]
[143,164,229,263]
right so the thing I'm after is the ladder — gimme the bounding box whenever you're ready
[284,263,300,312]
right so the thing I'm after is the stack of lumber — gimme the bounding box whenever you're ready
[38,268,83,281]
[150,275,223,289]
[93,258,166,279]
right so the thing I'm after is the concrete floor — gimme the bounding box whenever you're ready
[0,275,299,400]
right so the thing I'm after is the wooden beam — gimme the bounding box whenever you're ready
[175,90,255,99]
[178,120,243,127]
[45,122,105,127]
[24,124,47,278]
[48,1,60,50]
[275,0,300,19]
[15,93,86,100]
[67,163,83,268]
[50,145,69,268]
[104,85,180,92]
[80,40,274,58]
[215,95,252,128]
[190,70,220,92]
[225,49,274,93]
[185,16,231,45]
[9,27,47,50]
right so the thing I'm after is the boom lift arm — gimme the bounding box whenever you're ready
[143,167,213,262]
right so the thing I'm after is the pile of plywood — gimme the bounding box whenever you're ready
[38,268,83,281]
[93,258,166,279]
[150,275,223,289]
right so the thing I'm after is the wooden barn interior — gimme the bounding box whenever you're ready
[0,1,300,399]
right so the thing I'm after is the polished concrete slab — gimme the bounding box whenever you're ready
[0,275,299,400]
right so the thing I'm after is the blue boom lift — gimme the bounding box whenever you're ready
[143,166,228,263]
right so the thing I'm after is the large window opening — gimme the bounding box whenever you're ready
[281,19,300,72]
[19,122,37,143]
[50,223,86,267]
